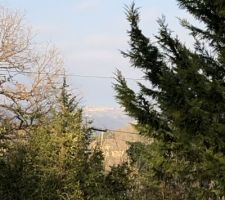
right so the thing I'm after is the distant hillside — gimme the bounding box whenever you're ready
[92,126,149,170]
[84,107,134,129]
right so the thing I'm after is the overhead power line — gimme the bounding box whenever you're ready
[0,69,145,81]
[90,127,138,135]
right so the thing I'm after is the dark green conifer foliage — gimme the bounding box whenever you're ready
[104,163,132,200]
[60,76,78,113]
[57,76,81,133]
[115,1,225,198]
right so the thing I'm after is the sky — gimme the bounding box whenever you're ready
[0,0,195,108]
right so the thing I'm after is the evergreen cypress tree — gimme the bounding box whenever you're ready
[115,1,225,198]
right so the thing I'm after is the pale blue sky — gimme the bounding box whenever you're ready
[1,0,195,107]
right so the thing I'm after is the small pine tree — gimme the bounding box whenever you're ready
[0,77,107,200]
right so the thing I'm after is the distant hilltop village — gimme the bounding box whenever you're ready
[84,107,134,129]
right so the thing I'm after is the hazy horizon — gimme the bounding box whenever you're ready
[1,0,195,108]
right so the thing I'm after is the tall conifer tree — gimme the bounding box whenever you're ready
[115,1,225,198]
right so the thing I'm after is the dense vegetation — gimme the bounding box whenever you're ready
[0,8,130,200]
[1,0,225,199]
[0,77,132,200]
[115,0,225,199]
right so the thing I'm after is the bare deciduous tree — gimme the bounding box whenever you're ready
[0,7,63,130]
[0,7,33,73]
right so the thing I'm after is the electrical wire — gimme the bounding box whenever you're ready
[90,127,138,135]
[107,129,138,134]
[0,69,145,81]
